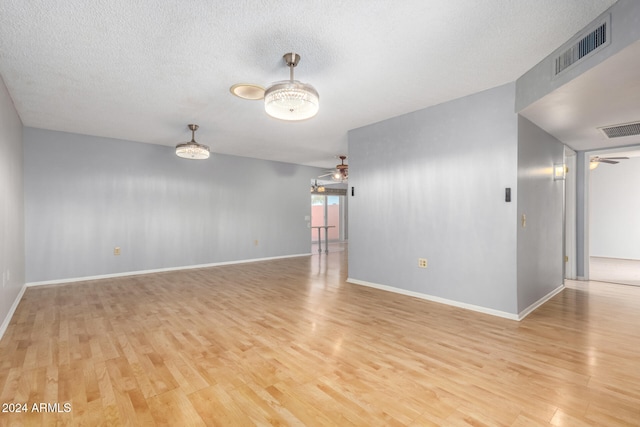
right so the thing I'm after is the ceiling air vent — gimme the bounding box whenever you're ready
[599,121,640,139]
[554,15,610,77]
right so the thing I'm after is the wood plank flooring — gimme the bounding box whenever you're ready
[590,256,640,286]
[1,250,639,426]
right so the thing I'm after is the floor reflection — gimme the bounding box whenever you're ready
[589,256,640,286]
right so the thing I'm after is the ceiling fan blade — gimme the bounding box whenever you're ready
[318,173,333,177]
[599,159,619,164]
[229,83,265,100]
[600,157,629,160]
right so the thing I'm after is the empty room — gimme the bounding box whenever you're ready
[1,1,639,425]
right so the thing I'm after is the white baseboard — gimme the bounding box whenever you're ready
[0,283,28,341]
[517,284,565,320]
[346,278,520,321]
[26,253,311,287]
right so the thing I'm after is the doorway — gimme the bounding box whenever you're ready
[311,194,346,252]
[583,148,640,286]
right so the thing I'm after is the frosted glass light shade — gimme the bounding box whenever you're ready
[264,80,319,121]
[332,170,347,182]
[175,124,210,159]
[553,163,566,180]
[175,142,210,159]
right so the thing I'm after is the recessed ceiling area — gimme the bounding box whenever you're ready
[520,39,640,153]
[0,0,619,168]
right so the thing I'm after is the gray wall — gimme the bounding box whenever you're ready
[348,83,519,314]
[0,74,25,329]
[24,128,322,283]
[590,156,640,260]
[516,0,640,112]
[516,117,565,312]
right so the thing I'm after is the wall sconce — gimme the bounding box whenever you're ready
[553,163,566,181]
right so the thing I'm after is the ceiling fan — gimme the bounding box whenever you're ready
[319,155,348,182]
[590,156,629,170]
[310,179,325,193]
[230,52,319,121]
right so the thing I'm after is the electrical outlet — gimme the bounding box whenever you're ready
[114,247,121,256]
[254,240,259,246]
[418,258,428,268]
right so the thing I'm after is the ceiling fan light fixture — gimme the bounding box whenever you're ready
[331,155,348,182]
[265,81,319,120]
[311,180,325,193]
[264,53,319,121]
[176,124,210,160]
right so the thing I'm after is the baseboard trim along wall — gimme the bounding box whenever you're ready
[517,284,565,320]
[0,283,28,341]
[25,253,311,287]
[347,278,520,321]
[0,253,311,341]
[347,278,565,321]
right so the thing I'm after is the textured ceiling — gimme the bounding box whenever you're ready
[0,0,619,168]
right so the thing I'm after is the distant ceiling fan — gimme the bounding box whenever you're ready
[590,156,629,170]
[310,179,325,193]
[319,155,348,182]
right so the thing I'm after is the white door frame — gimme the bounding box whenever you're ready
[579,144,640,280]
[564,148,577,279]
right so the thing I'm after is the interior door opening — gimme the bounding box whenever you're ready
[587,149,640,286]
[311,194,345,253]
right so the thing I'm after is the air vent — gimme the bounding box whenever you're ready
[554,15,610,76]
[599,121,640,139]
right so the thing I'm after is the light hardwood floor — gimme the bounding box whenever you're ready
[590,256,640,286]
[1,250,639,426]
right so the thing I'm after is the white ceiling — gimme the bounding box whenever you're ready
[0,0,621,168]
